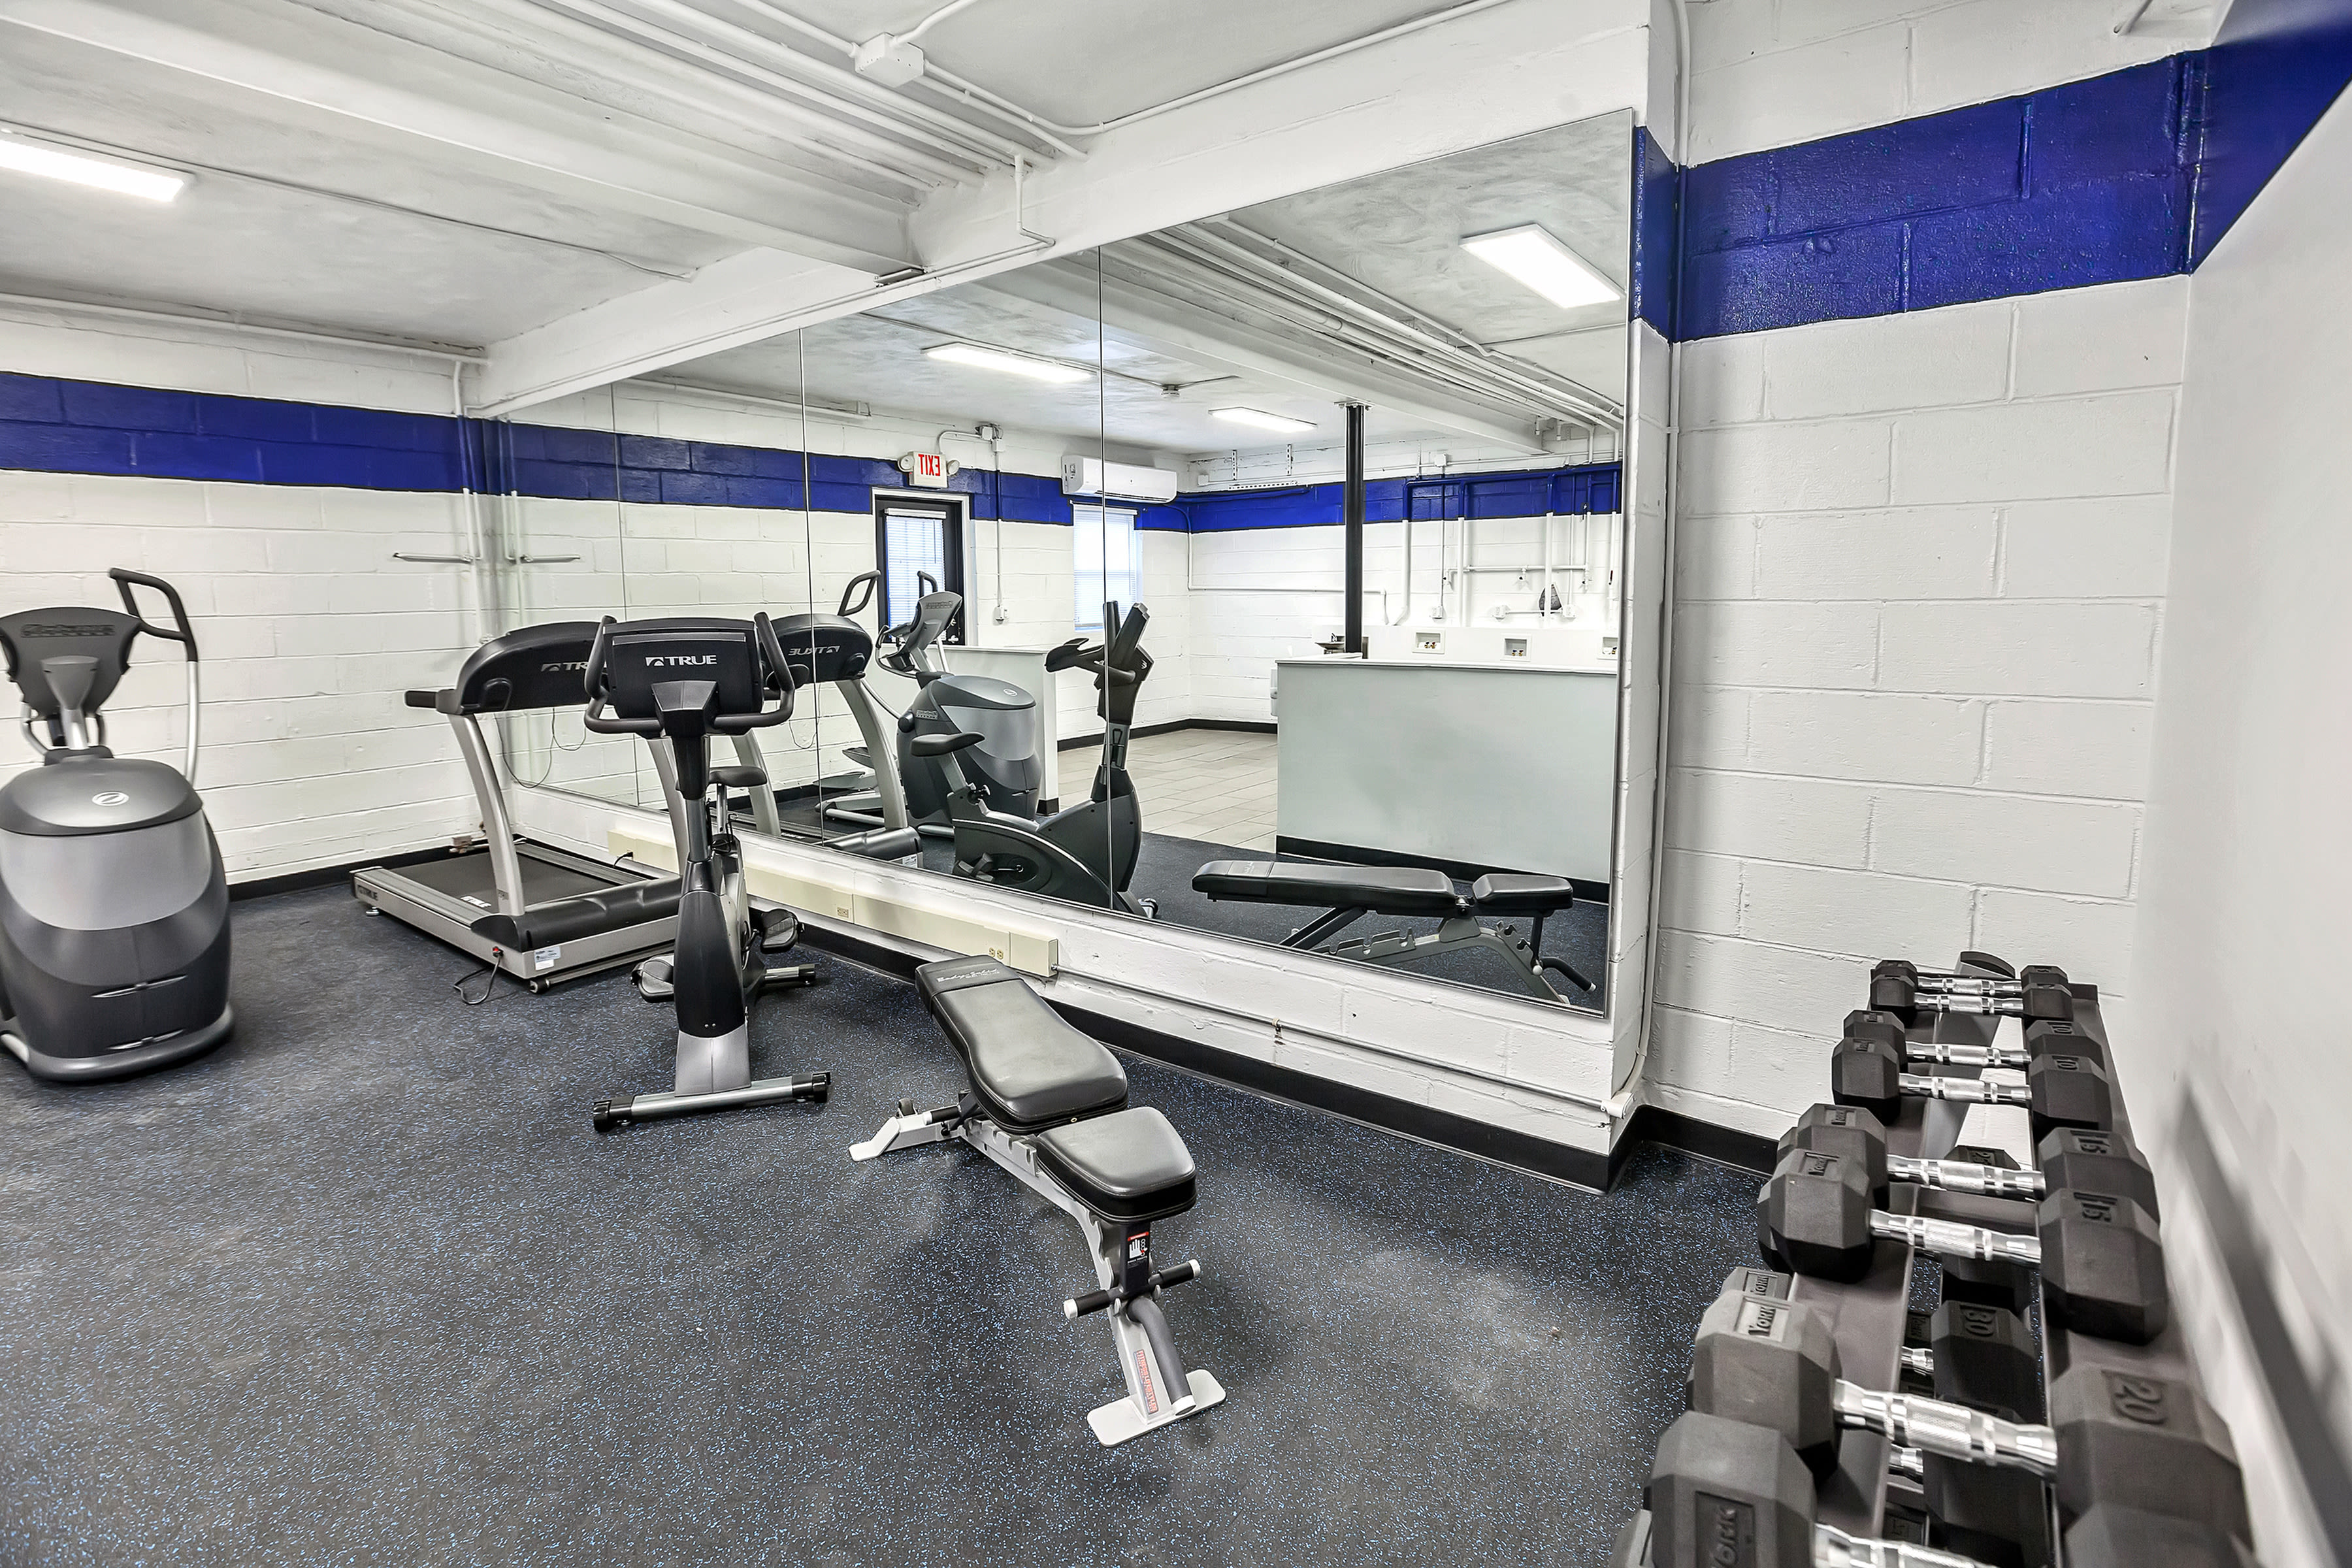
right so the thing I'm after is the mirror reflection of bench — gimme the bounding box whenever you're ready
[851,957,1224,1445]
[1190,860,1595,1004]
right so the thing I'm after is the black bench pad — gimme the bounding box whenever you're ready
[1191,860,1460,917]
[1035,1107,1196,1222]
[1469,873,1575,915]
[916,957,1126,1132]
[469,875,681,949]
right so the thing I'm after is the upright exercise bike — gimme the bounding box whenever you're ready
[0,569,233,1081]
[581,614,829,1130]
[921,601,1155,915]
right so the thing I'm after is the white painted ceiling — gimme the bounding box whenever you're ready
[0,0,1507,355]
[673,117,1635,461]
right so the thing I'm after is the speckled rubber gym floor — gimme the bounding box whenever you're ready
[0,885,1756,1567]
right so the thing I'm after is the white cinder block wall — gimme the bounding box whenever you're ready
[1645,0,2209,1136]
[2120,90,2352,1568]
[0,304,488,881]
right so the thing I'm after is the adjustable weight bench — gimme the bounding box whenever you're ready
[1191,859,1596,1003]
[851,956,1225,1446]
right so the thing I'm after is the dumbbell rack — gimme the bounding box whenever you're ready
[1620,953,2245,1567]
[1801,953,2031,1541]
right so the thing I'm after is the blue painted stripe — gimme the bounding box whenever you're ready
[1673,37,2352,339]
[1678,59,2197,337]
[1632,125,1680,339]
[2187,0,2352,264]
[0,372,1618,531]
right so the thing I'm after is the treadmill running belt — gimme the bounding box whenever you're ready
[396,849,616,909]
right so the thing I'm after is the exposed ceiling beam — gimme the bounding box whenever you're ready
[470,0,1650,416]
[0,0,916,269]
[979,265,1552,453]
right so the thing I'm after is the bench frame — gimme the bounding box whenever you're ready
[1277,904,1590,1004]
[853,1100,1227,1445]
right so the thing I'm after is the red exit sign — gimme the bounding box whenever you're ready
[907,451,948,487]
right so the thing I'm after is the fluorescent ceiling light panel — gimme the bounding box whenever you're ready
[0,130,187,203]
[1460,224,1619,310]
[1211,407,1316,434]
[924,342,1091,383]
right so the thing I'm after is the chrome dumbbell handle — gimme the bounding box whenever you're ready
[1903,1040,2030,1070]
[1814,1523,1997,1568]
[1888,1153,2047,1201]
[1869,1211,2042,1269]
[1832,1383,2060,1477]
[1895,1073,2029,1108]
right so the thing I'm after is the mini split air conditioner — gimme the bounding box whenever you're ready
[1060,456,1179,504]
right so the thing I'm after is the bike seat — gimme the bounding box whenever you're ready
[710,764,769,791]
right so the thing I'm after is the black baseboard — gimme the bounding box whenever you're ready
[1621,1105,1778,1176]
[1058,717,1278,751]
[1276,835,1612,902]
[230,843,461,902]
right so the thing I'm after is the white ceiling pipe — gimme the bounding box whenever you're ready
[843,0,1532,141]
[0,289,487,359]
[719,0,1088,161]
[1204,216,1597,378]
[526,0,998,180]
[1154,224,1624,426]
[1116,236,1618,429]
[551,0,1048,168]
[412,0,943,196]
[900,0,987,44]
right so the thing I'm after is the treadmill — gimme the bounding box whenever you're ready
[352,621,682,992]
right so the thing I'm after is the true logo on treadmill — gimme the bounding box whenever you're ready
[91,791,130,806]
[643,655,719,668]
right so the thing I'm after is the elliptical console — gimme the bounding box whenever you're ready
[0,568,233,1081]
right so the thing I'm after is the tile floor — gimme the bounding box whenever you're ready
[1062,728,1279,851]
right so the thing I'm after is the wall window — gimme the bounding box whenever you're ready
[874,497,964,639]
[1072,504,1140,630]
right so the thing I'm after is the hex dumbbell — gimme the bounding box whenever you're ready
[1869,959,2073,1026]
[1830,1032,2114,1143]
[1759,1146,2170,1343]
[1641,1412,2005,1568]
[1723,1268,2040,1424]
[1782,1102,2161,1218]
[1686,1287,2247,1543]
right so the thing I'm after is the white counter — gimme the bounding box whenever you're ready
[1273,657,1618,883]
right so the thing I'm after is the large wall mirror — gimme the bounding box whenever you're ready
[478,110,1641,1017]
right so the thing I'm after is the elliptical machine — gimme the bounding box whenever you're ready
[826,573,1043,830]
[581,614,828,1131]
[0,569,233,1081]
[920,601,1156,916]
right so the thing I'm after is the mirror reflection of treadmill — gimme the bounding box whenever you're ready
[351,622,683,992]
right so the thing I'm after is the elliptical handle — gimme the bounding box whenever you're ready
[110,568,198,660]
[836,569,880,620]
[719,613,795,732]
[110,566,203,781]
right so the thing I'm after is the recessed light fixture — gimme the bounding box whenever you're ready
[1460,224,1620,310]
[0,129,187,203]
[1210,406,1316,434]
[924,342,1092,384]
